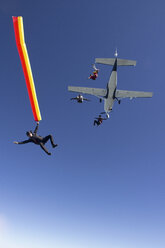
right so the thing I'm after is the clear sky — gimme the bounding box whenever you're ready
[0,0,165,247]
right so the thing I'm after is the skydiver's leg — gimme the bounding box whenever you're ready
[42,135,57,148]
[91,75,96,80]
[89,74,95,80]
[93,120,99,126]
[40,143,51,155]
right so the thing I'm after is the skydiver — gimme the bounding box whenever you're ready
[88,64,99,80]
[70,94,90,103]
[13,122,58,155]
[93,115,107,126]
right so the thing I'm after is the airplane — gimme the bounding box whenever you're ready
[68,53,153,118]
[70,94,90,103]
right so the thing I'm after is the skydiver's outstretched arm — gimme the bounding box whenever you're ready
[14,139,32,144]
[92,64,97,71]
[34,122,39,134]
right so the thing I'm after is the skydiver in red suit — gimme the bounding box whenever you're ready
[88,64,99,80]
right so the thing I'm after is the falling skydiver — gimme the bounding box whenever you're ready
[13,122,58,155]
[93,115,108,126]
[88,64,99,80]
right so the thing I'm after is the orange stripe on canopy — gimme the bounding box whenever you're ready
[12,16,42,122]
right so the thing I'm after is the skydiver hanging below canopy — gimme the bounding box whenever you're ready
[12,17,59,156]
[13,122,58,155]
[88,64,99,80]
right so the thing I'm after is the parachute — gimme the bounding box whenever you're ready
[12,16,42,122]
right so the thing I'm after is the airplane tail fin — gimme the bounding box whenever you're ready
[95,58,136,66]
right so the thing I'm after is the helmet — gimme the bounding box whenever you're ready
[26,131,32,136]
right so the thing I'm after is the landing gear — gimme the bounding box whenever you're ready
[115,97,121,104]
[99,98,102,103]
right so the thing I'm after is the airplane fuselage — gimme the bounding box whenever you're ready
[104,60,117,115]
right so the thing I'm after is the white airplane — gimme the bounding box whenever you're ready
[68,53,153,118]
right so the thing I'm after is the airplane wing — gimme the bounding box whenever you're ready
[68,86,107,97]
[95,58,136,66]
[115,90,153,99]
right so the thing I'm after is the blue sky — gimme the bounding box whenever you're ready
[0,0,165,247]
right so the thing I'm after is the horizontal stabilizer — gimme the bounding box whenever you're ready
[115,90,153,99]
[95,58,136,66]
[68,86,107,97]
